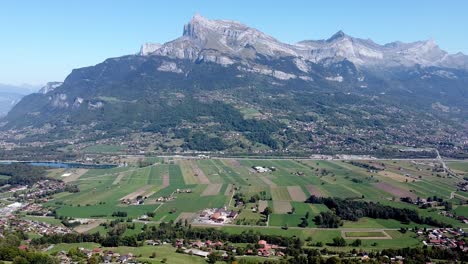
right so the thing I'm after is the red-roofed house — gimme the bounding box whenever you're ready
[18,245,28,251]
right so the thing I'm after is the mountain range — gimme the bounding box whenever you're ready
[144,14,468,71]
[2,15,467,157]
[0,83,39,117]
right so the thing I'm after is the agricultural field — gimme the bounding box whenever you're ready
[343,231,390,238]
[82,144,126,153]
[37,157,468,250]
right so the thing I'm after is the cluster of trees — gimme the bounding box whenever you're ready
[347,161,383,171]
[298,212,311,228]
[313,211,343,228]
[306,196,450,228]
[64,184,80,193]
[111,211,128,217]
[234,192,272,207]
[332,237,347,247]
[136,159,153,168]
[249,191,269,202]
[279,245,468,264]
[185,132,226,151]
[0,232,58,264]
[0,163,47,186]
[350,178,363,184]
[402,196,453,210]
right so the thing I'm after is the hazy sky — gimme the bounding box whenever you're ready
[1,0,467,85]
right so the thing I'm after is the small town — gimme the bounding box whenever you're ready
[420,228,467,251]
[0,216,73,236]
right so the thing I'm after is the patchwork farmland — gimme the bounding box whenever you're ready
[46,157,468,248]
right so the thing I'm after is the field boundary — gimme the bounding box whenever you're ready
[112,172,126,185]
[342,230,391,239]
[201,184,223,196]
[259,176,277,187]
[62,169,88,183]
[120,186,151,201]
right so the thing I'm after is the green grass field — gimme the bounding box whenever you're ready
[447,161,468,172]
[344,231,387,237]
[454,205,468,217]
[56,204,159,218]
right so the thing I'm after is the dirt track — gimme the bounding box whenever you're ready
[201,184,222,196]
[120,186,151,200]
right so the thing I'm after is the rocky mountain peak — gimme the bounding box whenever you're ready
[139,43,162,55]
[327,30,349,42]
[152,14,298,64]
[143,15,468,71]
[38,82,63,94]
[182,14,248,40]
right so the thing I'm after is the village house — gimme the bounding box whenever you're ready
[194,207,238,225]
[253,166,270,173]
[420,228,467,251]
[146,239,162,246]
[257,240,285,257]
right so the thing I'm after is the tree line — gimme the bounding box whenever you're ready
[31,221,302,249]
[305,196,451,228]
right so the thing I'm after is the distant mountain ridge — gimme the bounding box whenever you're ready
[142,14,468,71]
[0,83,39,117]
[2,15,468,156]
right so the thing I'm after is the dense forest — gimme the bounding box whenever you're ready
[305,196,450,228]
[0,163,47,186]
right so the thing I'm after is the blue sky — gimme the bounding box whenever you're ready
[1,0,467,85]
